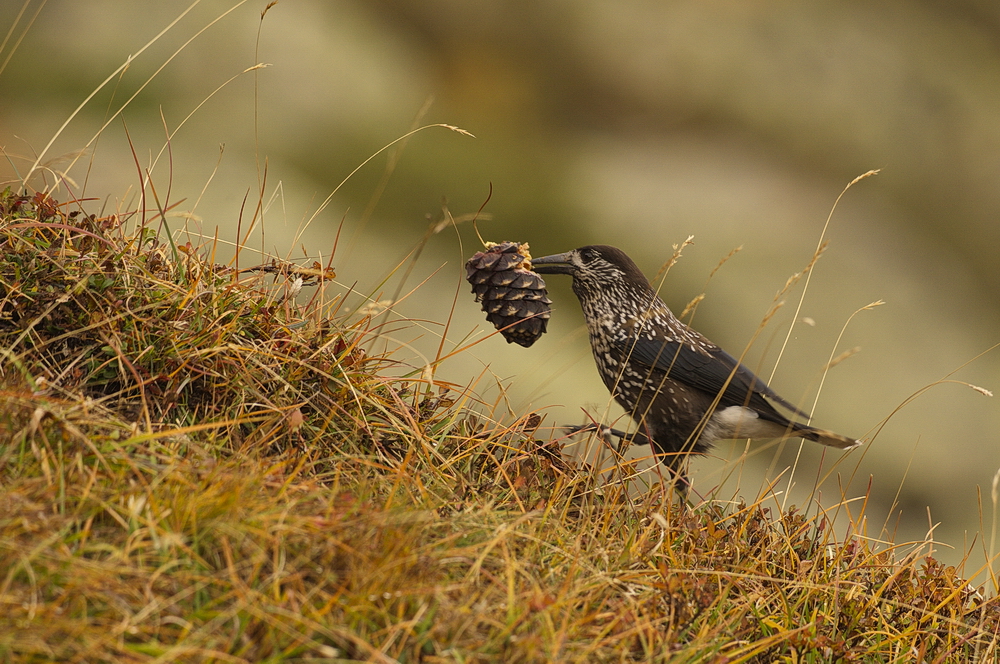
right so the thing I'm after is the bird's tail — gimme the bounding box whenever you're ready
[794,423,864,450]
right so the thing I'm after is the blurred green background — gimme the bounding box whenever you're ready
[3,0,999,577]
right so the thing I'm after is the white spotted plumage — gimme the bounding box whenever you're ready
[530,244,862,481]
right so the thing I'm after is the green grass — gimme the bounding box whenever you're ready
[1,188,999,663]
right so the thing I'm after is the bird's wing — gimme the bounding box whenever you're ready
[615,335,808,418]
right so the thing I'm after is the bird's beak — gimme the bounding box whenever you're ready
[530,251,575,275]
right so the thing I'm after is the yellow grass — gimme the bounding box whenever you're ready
[1,189,998,663]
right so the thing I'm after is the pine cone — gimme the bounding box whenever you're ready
[466,241,552,347]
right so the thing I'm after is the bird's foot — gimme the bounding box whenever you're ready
[562,423,653,447]
[563,424,691,493]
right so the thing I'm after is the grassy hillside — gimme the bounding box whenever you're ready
[1,188,999,662]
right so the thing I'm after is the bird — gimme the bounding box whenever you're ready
[530,244,861,484]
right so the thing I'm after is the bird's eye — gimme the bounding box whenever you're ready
[580,249,598,263]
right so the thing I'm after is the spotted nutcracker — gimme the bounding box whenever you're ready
[531,244,861,482]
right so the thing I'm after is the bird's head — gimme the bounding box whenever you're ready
[531,245,651,296]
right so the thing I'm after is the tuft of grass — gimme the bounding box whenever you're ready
[2,190,1000,663]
